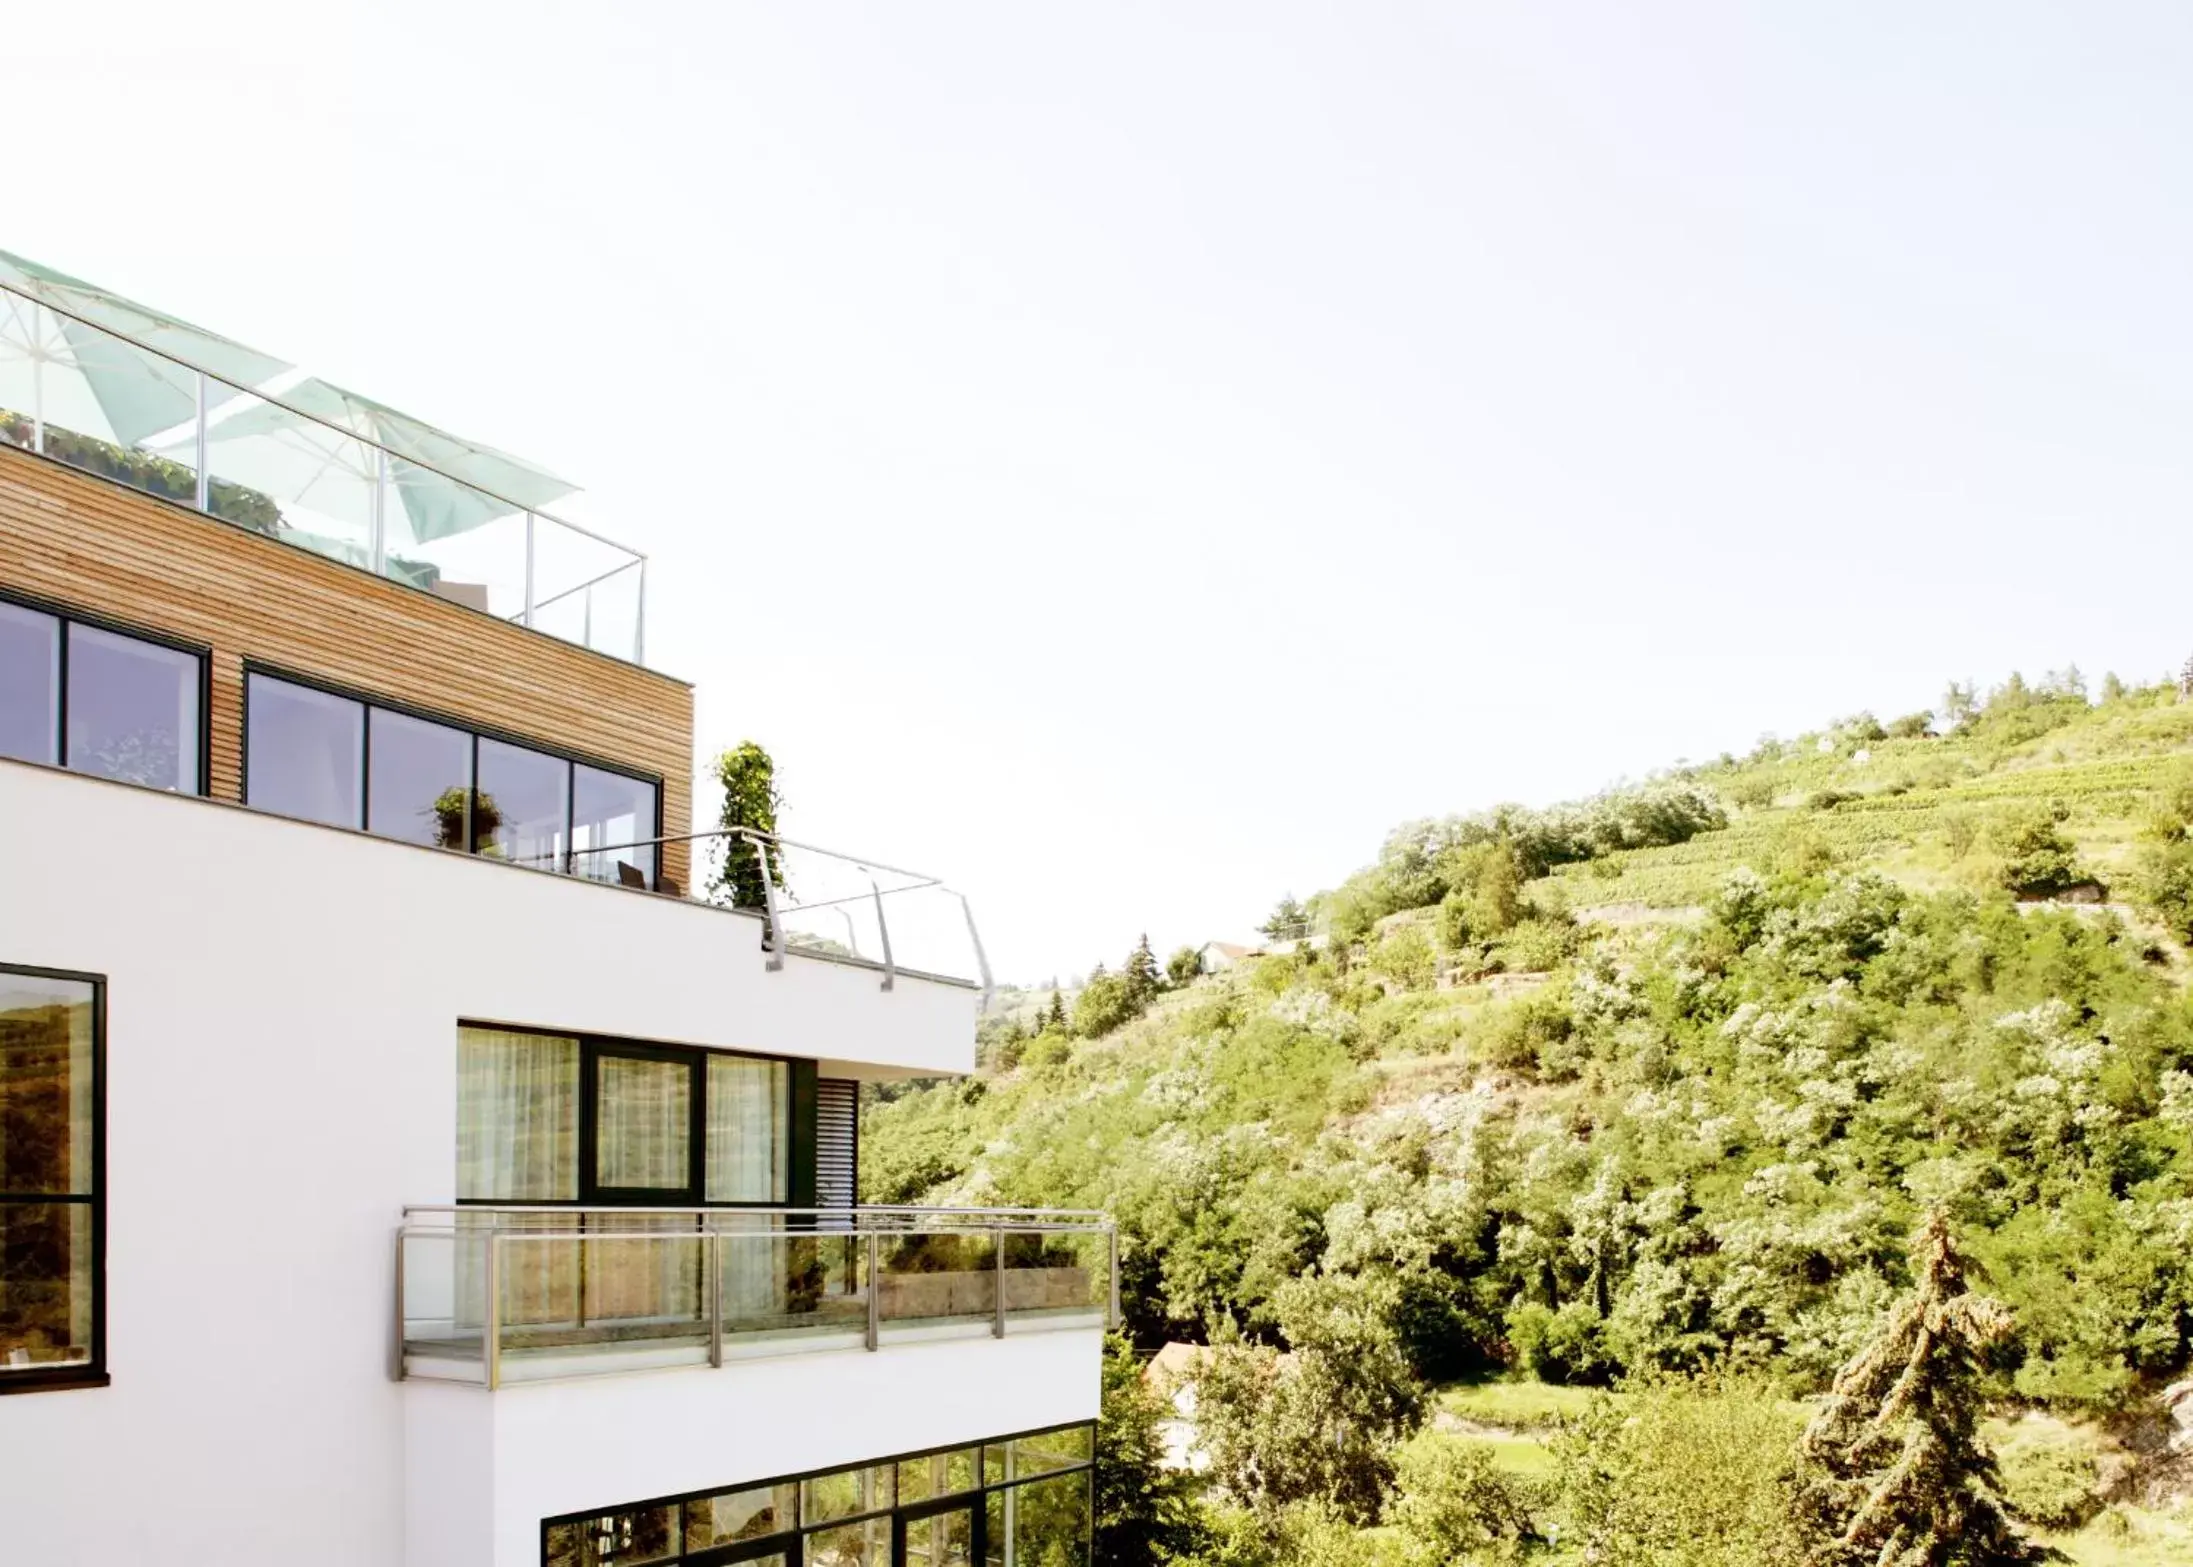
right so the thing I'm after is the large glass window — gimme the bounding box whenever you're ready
[478,737,570,873]
[368,708,473,847]
[66,624,200,792]
[457,1027,579,1202]
[573,763,658,888]
[247,674,363,828]
[0,602,59,767]
[240,670,658,884]
[0,966,101,1385]
[707,1055,790,1203]
[0,598,205,793]
[458,1029,786,1208]
[593,1053,693,1194]
[541,1427,1094,1567]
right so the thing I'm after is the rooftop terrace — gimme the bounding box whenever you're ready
[0,249,650,667]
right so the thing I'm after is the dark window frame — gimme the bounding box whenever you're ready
[0,961,108,1397]
[239,659,664,886]
[459,1020,803,1212]
[0,584,211,797]
[540,1420,1095,1567]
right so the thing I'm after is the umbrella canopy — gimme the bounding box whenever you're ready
[165,375,579,549]
[0,253,291,450]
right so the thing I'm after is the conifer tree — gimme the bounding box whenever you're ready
[1799,1210,2051,1567]
[1122,933,1161,1006]
[1045,990,1067,1031]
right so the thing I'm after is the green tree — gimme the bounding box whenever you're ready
[1991,801,2089,897]
[1124,934,1163,1008]
[1095,1335,1202,1566]
[1197,1274,1427,1525]
[1799,1211,2050,1567]
[1074,966,1137,1038]
[1389,1434,1536,1565]
[1261,895,1310,942]
[710,740,784,909]
[1045,989,1068,1031]
[1166,946,1203,987]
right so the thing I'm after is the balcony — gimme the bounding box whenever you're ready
[0,249,651,666]
[397,1207,1117,1387]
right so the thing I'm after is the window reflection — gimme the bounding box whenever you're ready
[246,675,362,827]
[66,624,200,792]
[367,708,473,848]
[0,969,99,1376]
[477,737,569,871]
[574,763,658,888]
[0,602,58,766]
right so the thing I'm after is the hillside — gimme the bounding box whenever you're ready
[864,670,2193,1562]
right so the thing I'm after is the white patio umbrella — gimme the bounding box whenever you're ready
[0,248,288,452]
[167,375,580,560]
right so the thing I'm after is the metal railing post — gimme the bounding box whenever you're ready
[870,878,896,992]
[370,445,390,577]
[523,513,537,627]
[754,831,787,972]
[29,304,44,454]
[1109,1229,1121,1330]
[484,1232,503,1391]
[635,556,648,665]
[956,893,996,1013]
[864,1230,881,1351]
[193,371,210,513]
[707,1228,724,1369]
[391,1227,407,1382]
[993,1227,1007,1338]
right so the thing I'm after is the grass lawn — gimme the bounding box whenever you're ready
[1437,1378,1611,1431]
[2051,1505,2193,1567]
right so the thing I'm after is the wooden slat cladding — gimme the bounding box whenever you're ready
[0,444,695,888]
[815,1077,860,1210]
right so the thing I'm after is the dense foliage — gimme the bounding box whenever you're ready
[866,672,2193,1562]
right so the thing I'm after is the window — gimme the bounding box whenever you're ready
[477,737,570,872]
[707,1055,790,1204]
[457,1027,788,1208]
[0,596,204,793]
[0,602,59,766]
[0,965,102,1390]
[243,669,659,884]
[247,674,363,827]
[541,1427,1094,1567]
[368,708,472,847]
[574,762,657,887]
[457,1028,579,1202]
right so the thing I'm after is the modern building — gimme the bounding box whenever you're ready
[0,251,1111,1567]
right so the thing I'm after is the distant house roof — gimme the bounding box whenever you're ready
[1143,1341,1211,1389]
[1199,942,1255,961]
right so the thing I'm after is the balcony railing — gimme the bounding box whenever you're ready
[546,826,998,999]
[0,278,650,666]
[396,1206,1118,1388]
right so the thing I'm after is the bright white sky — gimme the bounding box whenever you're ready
[11,4,2193,978]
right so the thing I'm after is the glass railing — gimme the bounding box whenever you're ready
[0,283,649,666]
[397,1206,1117,1387]
[560,827,998,993]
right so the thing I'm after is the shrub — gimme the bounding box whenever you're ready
[1554,1379,1811,1567]
[1506,1299,1616,1386]
[1994,1420,2103,1531]
[1495,917,1578,973]
[1389,1435,1537,1565]
[1370,925,1437,990]
[1992,800,2091,897]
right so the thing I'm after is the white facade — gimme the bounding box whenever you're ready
[0,759,1098,1567]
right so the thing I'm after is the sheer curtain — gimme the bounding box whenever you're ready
[709,1056,789,1322]
[455,1027,579,1330]
[594,1055,691,1189]
[456,1027,578,1199]
[706,1056,787,1202]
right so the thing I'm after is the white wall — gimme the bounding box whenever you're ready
[486,1330,1103,1567]
[0,762,1012,1567]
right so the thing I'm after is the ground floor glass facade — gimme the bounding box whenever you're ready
[544,1423,1093,1567]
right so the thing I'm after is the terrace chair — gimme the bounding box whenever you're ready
[616,861,646,889]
